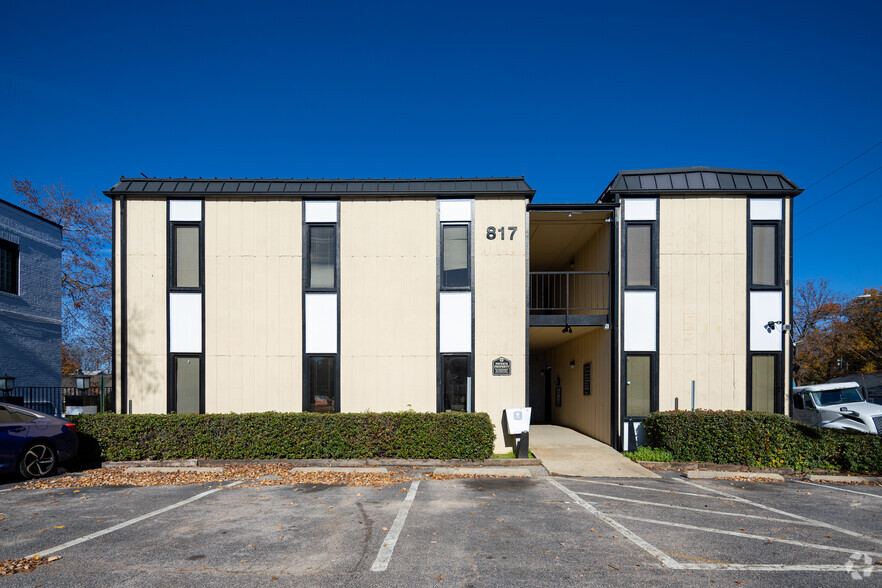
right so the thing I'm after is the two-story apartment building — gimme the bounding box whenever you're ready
[0,199,63,388]
[106,168,800,451]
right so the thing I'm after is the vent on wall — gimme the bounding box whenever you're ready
[583,363,592,396]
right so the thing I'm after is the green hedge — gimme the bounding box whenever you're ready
[644,410,882,473]
[71,411,495,462]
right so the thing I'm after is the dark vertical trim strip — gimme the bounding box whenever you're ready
[524,202,530,407]
[120,195,128,414]
[111,197,117,411]
[609,204,619,450]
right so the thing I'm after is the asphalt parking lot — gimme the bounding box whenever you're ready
[1,470,880,586]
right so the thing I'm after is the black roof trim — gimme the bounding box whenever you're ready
[598,167,801,201]
[528,203,618,212]
[0,198,64,230]
[104,176,535,198]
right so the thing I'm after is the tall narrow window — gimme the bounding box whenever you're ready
[173,226,200,288]
[625,355,651,417]
[626,225,651,287]
[752,225,777,286]
[174,356,201,414]
[308,225,336,290]
[441,225,469,289]
[308,356,336,412]
[442,355,470,411]
[751,355,776,413]
[0,239,18,295]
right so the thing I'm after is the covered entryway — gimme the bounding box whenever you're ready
[527,205,616,446]
[530,425,656,477]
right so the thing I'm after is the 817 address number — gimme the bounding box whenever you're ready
[486,226,518,240]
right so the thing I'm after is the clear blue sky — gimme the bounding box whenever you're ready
[2,1,879,294]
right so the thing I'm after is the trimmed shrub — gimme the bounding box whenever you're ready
[71,411,495,462]
[644,410,882,473]
[623,446,673,463]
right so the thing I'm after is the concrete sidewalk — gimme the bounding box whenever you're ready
[529,425,658,478]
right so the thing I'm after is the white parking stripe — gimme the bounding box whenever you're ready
[683,563,877,573]
[795,480,882,499]
[371,480,420,572]
[612,513,882,558]
[547,478,683,569]
[27,481,243,558]
[574,490,828,527]
[567,478,724,500]
[679,479,882,546]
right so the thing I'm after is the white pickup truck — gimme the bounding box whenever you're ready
[791,382,882,434]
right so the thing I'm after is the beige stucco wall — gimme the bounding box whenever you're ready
[550,327,611,444]
[123,198,167,413]
[339,198,437,412]
[658,196,748,411]
[474,196,528,452]
[204,198,303,412]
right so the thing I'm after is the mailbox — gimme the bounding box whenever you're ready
[504,407,531,435]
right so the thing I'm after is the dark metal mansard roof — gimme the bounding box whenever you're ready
[598,167,801,201]
[104,177,535,198]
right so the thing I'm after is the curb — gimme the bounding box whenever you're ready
[102,458,544,469]
[684,471,784,481]
[804,474,882,484]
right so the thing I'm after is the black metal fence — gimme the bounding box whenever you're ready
[529,271,609,314]
[1,386,114,417]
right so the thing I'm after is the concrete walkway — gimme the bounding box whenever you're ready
[529,425,658,478]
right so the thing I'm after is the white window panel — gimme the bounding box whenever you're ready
[169,293,202,352]
[439,291,471,352]
[622,421,646,452]
[624,291,656,351]
[750,291,783,351]
[305,201,338,223]
[305,293,338,353]
[439,200,472,222]
[750,198,783,221]
[169,200,202,222]
[623,198,657,221]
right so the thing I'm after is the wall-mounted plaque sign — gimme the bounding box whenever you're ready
[492,357,511,376]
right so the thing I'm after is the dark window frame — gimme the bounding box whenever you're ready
[623,222,655,289]
[748,221,782,289]
[0,238,19,295]
[306,224,337,292]
[623,352,658,419]
[304,354,339,413]
[439,353,473,412]
[747,352,783,413]
[440,223,471,291]
[169,222,203,291]
[169,353,204,414]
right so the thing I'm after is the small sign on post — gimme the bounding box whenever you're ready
[492,357,511,376]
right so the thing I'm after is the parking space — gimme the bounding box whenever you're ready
[1,471,880,585]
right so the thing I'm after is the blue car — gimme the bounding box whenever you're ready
[0,401,79,479]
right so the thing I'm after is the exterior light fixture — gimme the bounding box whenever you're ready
[0,374,14,394]
[75,370,90,392]
[569,360,575,369]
